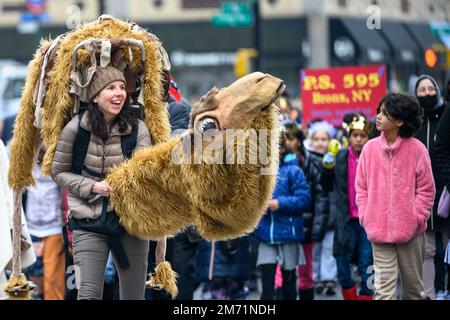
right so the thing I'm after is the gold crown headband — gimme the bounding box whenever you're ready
[347,116,371,133]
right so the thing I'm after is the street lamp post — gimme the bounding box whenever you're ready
[252,0,261,71]
[99,0,106,15]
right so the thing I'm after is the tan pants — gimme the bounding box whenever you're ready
[42,234,65,300]
[372,234,425,300]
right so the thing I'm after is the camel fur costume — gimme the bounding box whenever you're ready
[7,16,285,299]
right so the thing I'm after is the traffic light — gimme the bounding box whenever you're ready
[425,45,449,70]
[447,48,450,68]
[425,49,437,68]
[234,48,258,78]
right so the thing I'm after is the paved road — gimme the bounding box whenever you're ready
[194,279,343,300]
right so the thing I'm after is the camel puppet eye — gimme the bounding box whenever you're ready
[195,117,219,135]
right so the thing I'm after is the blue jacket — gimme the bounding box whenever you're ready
[195,237,250,281]
[255,154,311,244]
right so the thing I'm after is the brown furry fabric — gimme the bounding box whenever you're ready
[8,15,284,242]
[40,17,170,176]
[108,104,279,240]
[8,17,170,188]
[4,273,35,300]
[8,46,47,188]
[188,105,279,240]
[107,139,193,239]
[107,72,284,240]
[147,261,178,299]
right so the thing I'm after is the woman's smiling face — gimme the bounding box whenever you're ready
[94,80,127,120]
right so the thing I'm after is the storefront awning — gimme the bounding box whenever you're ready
[377,21,420,63]
[145,18,308,69]
[429,21,450,48]
[340,18,390,63]
[261,17,308,68]
[403,22,445,52]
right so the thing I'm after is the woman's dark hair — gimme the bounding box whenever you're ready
[283,122,305,143]
[377,93,423,138]
[88,96,139,142]
[282,122,306,163]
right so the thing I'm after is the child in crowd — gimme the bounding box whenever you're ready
[356,93,435,300]
[255,130,311,300]
[24,147,65,300]
[321,115,374,300]
[283,122,330,300]
[307,121,338,296]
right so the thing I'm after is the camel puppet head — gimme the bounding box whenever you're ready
[106,72,286,243]
[191,72,286,135]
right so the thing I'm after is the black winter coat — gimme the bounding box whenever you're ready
[321,149,352,256]
[432,102,450,237]
[415,103,447,231]
[301,150,330,243]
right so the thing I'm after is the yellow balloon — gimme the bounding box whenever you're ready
[328,139,340,156]
[323,152,335,170]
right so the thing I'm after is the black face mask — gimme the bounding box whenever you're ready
[418,94,438,111]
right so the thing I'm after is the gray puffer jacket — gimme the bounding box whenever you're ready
[51,111,151,219]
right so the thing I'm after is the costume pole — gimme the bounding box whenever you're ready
[4,189,35,299]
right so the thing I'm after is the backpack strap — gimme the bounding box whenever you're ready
[72,111,138,176]
[71,110,90,175]
[121,123,138,160]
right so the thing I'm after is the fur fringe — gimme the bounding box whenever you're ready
[8,16,170,186]
[187,104,279,240]
[4,273,36,300]
[108,103,279,240]
[107,138,193,239]
[40,17,170,176]
[147,261,178,299]
[9,15,279,243]
[7,48,46,189]
[108,72,280,240]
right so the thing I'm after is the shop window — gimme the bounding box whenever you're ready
[3,78,24,101]
[400,0,409,13]
[338,0,347,7]
[182,0,220,9]
[152,0,164,8]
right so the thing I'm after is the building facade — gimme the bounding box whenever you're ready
[0,0,448,98]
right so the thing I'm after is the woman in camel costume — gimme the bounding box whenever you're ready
[6,16,285,299]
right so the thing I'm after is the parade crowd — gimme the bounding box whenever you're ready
[1,69,450,301]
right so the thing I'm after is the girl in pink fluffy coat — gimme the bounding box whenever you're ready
[356,93,435,300]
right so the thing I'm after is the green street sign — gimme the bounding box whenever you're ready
[221,2,251,15]
[212,1,254,27]
[212,13,253,27]
[430,22,450,36]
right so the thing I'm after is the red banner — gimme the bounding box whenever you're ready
[300,65,387,126]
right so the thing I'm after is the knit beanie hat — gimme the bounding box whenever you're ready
[88,65,126,100]
[309,120,336,138]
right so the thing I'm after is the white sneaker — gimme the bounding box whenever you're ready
[436,290,447,300]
